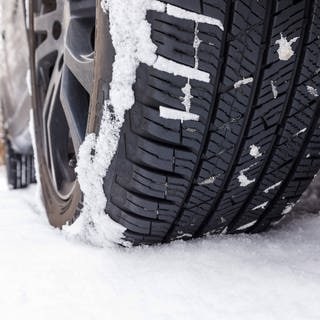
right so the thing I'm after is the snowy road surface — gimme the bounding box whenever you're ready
[0,166,320,320]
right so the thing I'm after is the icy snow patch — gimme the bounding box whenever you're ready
[101,0,165,118]
[101,1,224,85]
[161,78,200,122]
[162,78,201,123]
[252,201,268,211]
[264,181,282,194]
[199,176,217,186]
[153,56,210,82]
[238,173,255,187]
[234,77,253,89]
[294,127,307,137]
[181,79,193,113]
[282,203,295,215]
[249,145,262,159]
[160,106,199,122]
[236,220,257,231]
[270,80,278,99]
[275,34,299,61]
[238,165,256,187]
[176,232,193,240]
[193,22,202,69]
[166,4,224,31]
[72,104,131,247]
[306,85,319,97]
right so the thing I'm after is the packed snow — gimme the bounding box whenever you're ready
[264,181,282,194]
[166,4,224,30]
[193,22,201,69]
[252,201,269,211]
[235,219,257,231]
[234,77,254,89]
[181,80,193,113]
[153,56,210,82]
[198,175,217,186]
[249,144,262,159]
[294,127,307,136]
[275,34,299,61]
[237,164,257,187]
[306,85,319,97]
[159,106,200,122]
[270,80,278,99]
[1,166,320,319]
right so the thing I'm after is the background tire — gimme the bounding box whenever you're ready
[5,140,36,189]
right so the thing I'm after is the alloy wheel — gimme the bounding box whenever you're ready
[32,0,95,200]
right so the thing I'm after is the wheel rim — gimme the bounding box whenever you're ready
[33,0,95,199]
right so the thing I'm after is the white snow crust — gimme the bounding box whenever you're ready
[270,80,278,99]
[307,85,319,97]
[153,56,210,82]
[199,175,217,186]
[238,164,256,187]
[249,145,262,159]
[294,127,307,137]
[234,77,253,89]
[264,181,282,194]
[282,203,295,215]
[166,4,224,30]
[275,34,299,61]
[236,220,257,231]
[181,80,193,113]
[160,106,199,122]
[252,201,269,211]
[193,22,201,69]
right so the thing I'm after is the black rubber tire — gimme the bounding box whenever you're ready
[5,141,36,189]
[100,0,320,245]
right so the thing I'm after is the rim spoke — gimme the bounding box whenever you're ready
[64,46,94,93]
[64,18,94,93]
[46,70,76,197]
[34,10,58,32]
[60,66,89,153]
[42,56,63,164]
[35,40,57,65]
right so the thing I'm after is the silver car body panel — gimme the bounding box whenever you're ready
[0,0,32,154]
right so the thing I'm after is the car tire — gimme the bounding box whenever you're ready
[30,0,320,245]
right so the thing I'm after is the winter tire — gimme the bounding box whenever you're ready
[30,0,320,245]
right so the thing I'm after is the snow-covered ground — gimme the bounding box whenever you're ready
[0,166,320,320]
